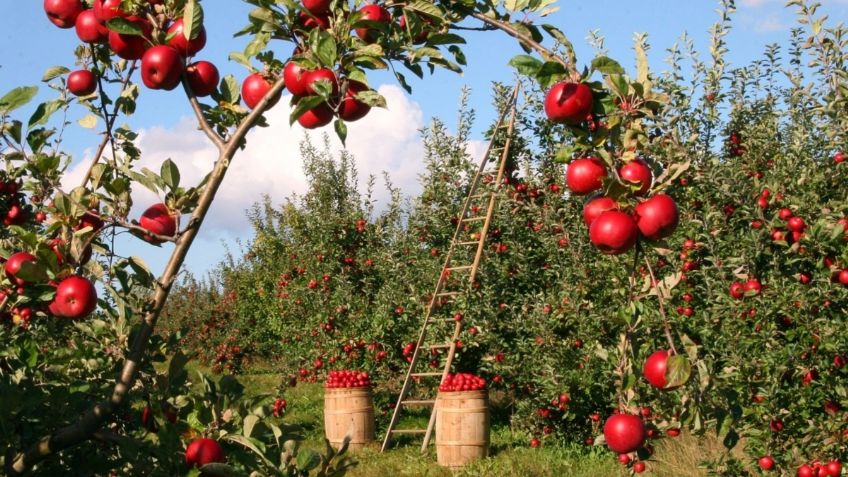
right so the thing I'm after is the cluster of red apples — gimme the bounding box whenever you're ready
[325,369,371,388]
[439,373,486,392]
[45,0,377,129]
[544,82,680,254]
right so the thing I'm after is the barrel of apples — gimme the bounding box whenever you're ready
[435,373,490,468]
[323,370,375,451]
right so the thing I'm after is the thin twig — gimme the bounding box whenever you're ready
[643,254,678,355]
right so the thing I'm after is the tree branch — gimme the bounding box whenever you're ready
[6,76,288,477]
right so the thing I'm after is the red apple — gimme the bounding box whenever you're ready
[108,16,151,60]
[589,210,638,255]
[633,461,646,473]
[634,194,679,240]
[139,203,177,243]
[94,0,126,22]
[302,0,332,14]
[5,252,38,286]
[642,350,672,389]
[838,269,848,286]
[338,81,371,122]
[355,4,391,43]
[758,455,775,471]
[141,45,184,90]
[744,278,762,296]
[299,11,331,30]
[242,73,281,110]
[67,70,97,96]
[566,157,607,195]
[167,18,207,57]
[49,275,97,319]
[44,0,84,28]
[778,208,793,220]
[834,151,844,164]
[798,464,814,477]
[544,82,593,125]
[618,158,652,195]
[284,61,309,96]
[298,103,334,129]
[185,438,224,468]
[583,196,617,226]
[787,216,806,232]
[186,61,219,97]
[603,414,646,454]
[75,9,108,43]
[825,460,841,476]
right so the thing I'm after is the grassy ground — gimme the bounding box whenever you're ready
[205,369,728,476]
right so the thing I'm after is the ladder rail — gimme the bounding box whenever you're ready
[381,83,521,453]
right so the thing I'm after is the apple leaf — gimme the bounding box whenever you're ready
[508,55,543,77]
[183,0,204,41]
[219,75,240,105]
[425,33,466,46]
[2,120,22,144]
[16,260,48,284]
[78,115,98,129]
[296,449,320,471]
[407,0,444,18]
[591,56,625,76]
[161,159,180,190]
[0,86,38,114]
[42,66,70,82]
[334,119,347,146]
[311,31,337,69]
[197,463,245,477]
[665,354,691,389]
[289,96,325,125]
[105,17,143,36]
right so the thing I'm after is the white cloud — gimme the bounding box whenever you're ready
[65,84,427,234]
[754,13,788,32]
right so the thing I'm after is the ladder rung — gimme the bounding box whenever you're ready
[457,241,479,246]
[462,216,486,222]
[470,192,491,199]
[428,343,451,349]
[391,429,427,434]
[411,372,443,377]
[402,400,436,406]
[435,291,460,297]
[446,265,472,271]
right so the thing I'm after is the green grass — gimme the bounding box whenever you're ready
[220,369,626,477]
[194,368,724,476]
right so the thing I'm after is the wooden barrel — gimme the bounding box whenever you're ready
[435,390,490,468]
[324,387,375,450]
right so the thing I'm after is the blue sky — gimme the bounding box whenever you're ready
[1,0,845,278]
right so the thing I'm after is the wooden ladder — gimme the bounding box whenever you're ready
[381,84,521,453]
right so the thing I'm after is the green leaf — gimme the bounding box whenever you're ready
[334,118,347,145]
[508,55,543,77]
[105,17,143,35]
[198,463,246,477]
[0,86,38,114]
[243,414,260,438]
[16,260,48,284]
[289,96,326,125]
[160,159,180,190]
[43,66,70,82]
[665,354,691,389]
[183,0,204,41]
[220,75,240,104]
[78,115,98,128]
[591,56,625,75]
[312,31,338,69]
[296,449,320,471]
[29,99,65,127]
